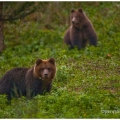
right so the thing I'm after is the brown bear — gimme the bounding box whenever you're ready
[0,58,56,101]
[64,8,97,50]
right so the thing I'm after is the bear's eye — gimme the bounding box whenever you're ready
[48,68,51,71]
[40,68,44,71]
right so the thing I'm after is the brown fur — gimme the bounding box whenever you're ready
[0,58,56,100]
[64,8,97,50]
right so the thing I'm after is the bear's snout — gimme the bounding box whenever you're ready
[42,69,50,79]
[72,17,76,24]
[72,21,75,24]
[71,17,79,26]
[44,73,48,78]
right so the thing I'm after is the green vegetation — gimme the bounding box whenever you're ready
[0,2,120,118]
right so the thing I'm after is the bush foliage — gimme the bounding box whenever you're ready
[0,2,120,118]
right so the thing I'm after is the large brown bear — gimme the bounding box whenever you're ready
[64,8,97,50]
[0,58,56,100]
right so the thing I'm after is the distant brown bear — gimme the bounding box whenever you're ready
[64,8,97,50]
[0,58,56,100]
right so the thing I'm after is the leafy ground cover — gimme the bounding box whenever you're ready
[0,2,120,118]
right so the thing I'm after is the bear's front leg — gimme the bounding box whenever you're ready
[70,29,83,50]
[46,83,52,93]
[89,35,97,46]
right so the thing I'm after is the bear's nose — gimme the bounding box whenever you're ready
[44,74,48,76]
[72,20,75,24]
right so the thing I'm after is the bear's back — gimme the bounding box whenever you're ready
[0,67,29,82]
[0,67,29,95]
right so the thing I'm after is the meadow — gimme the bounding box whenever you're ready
[0,2,120,118]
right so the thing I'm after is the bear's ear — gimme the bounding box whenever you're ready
[36,58,42,66]
[71,9,75,13]
[78,8,83,13]
[49,58,55,65]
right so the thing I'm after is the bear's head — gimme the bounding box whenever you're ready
[70,8,85,29]
[33,58,56,84]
